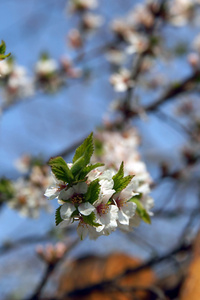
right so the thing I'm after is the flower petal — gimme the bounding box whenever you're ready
[74,182,88,194]
[59,187,73,200]
[118,210,129,225]
[78,202,95,216]
[77,223,88,240]
[58,219,71,228]
[44,186,59,200]
[121,201,136,218]
[60,203,76,219]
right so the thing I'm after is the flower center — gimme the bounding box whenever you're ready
[96,203,109,216]
[71,193,83,204]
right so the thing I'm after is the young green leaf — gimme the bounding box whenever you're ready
[48,156,74,183]
[82,212,101,227]
[0,40,6,54]
[70,156,86,178]
[55,206,63,226]
[129,198,151,224]
[112,162,133,193]
[114,175,134,193]
[113,162,124,183]
[0,40,11,60]
[85,179,100,204]
[0,178,14,202]
[72,132,94,164]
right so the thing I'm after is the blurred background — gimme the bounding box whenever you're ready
[1,0,200,299]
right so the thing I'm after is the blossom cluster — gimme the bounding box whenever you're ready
[0,54,81,108]
[45,132,153,240]
[7,165,52,218]
[92,126,154,223]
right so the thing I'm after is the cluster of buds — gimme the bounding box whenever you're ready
[67,0,103,50]
[45,132,153,240]
[36,242,67,265]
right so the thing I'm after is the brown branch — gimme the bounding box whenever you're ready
[145,71,200,112]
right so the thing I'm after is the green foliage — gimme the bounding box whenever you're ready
[85,179,100,204]
[70,132,98,179]
[49,133,104,185]
[48,156,74,183]
[82,212,101,227]
[129,197,151,224]
[73,132,94,164]
[55,206,63,226]
[0,40,11,60]
[0,178,14,202]
[112,162,134,193]
[94,138,104,156]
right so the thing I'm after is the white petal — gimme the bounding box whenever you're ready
[44,186,59,200]
[74,182,88,194]
[78,202,95,216]
[103,220,117,235]
[60,203,76,219]
[58,219,71,228]
[101,189,115,203]
[88,226,101,240]
[138,183,150,194]
[129,215,141,227]
[59,188,73,200]
[121,202,136,218]
[118,210,129,225]
[77,223,88,240]
[99,170,114,181]
[95,223,104,232]
[109,204,119,218]
[58,199,65,205]
[99,179,114,190]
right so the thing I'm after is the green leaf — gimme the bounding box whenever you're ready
[94,138,104,156]
[71,156,86,178]
[48,156,74,183]
[85,179,100,204]
[113,162,124,183]
[0,53,11,60]
[55,206,63,226]
[112,162,133,193]
[0,40,6,54]
[129,198,151,224]
[114,175,134,193]
[82,212,101,227]
[0,178,14,202]
[78,163,104,180]
[0,40,11,60]
[73,132,94,164]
